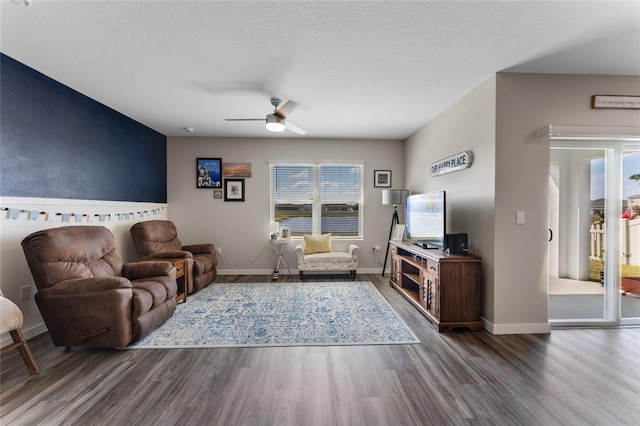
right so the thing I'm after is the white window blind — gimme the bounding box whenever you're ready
[271,163,363,238]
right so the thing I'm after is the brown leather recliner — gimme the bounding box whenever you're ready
[21,226,177,348]
[130,220,217,294]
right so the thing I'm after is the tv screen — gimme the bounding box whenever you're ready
[405,191,446,249]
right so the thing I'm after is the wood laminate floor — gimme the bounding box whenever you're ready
[1,274,639,426]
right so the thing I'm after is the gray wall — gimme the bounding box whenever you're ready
[404,72,639,333]
[166,137,405,274]
[493,73,639,332]
[405,76,497,326]
[4,70,638,344]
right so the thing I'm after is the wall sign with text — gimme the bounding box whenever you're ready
[591,95,640,109]
[430,151,473,177]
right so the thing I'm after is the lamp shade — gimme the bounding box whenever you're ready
[382,189,409,205]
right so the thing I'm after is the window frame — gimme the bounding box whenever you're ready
[270,162,364,239]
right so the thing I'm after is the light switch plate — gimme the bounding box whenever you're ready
[516,211,525,225]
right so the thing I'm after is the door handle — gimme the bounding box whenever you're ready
[548,228,553,242]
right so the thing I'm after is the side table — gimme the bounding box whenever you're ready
[269,239,292,280]
[136,257,188,303]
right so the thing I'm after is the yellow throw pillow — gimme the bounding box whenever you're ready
[303,234,332,254]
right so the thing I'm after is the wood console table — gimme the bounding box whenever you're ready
[136,257,188,303]
[389,241,482,332]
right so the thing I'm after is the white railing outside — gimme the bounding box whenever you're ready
[623,218,640,266]
[590,222,604,261]
[590,219,640,265]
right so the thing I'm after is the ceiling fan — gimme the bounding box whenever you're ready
[225,97,307,135]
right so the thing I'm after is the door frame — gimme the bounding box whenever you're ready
[538,125,640,327]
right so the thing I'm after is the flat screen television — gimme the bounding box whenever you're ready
[405,191,446,249]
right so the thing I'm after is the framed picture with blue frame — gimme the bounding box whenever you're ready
[197,158,222,188]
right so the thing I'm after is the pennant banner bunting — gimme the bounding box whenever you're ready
[0,206,165,222]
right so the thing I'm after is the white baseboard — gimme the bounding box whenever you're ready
[482,318,551,335]
[216,267,384,276]
[1,323,48,348]
[216,269,275,276]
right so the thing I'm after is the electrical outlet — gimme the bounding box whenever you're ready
[20,285,31,301]
[215,247,222,255]
[373,245,381,251]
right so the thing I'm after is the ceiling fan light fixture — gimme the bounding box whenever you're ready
[266,115,285,132]
[227,98,306,135]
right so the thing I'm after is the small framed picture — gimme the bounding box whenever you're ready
[224,178,245,201]
[197,158,222,188]
[223,162,252,177]
[374,170,391,188]
[280,226,291,241]
[213,189,223,199]
[392,224,405,241]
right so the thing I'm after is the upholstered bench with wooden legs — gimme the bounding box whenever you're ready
[294,234,359,280]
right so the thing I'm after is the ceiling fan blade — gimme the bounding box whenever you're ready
[225,118,265,121]
[285,120,307,135]
[275,100,298,119]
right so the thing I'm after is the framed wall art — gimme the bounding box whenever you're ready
[224,178,245,201]
[197,158,222,188]
[223,162,252,177]
[374,170,391,188]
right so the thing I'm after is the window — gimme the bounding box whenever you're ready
[271,163,363,238]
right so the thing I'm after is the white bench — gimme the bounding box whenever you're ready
[295,243,360,280]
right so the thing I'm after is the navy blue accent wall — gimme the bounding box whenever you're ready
[0,53,167,202]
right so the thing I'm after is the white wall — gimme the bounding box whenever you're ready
[166,137,405,275]
[0,197,168,346]
[405,76,497,325]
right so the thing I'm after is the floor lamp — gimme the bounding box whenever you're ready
[382,189,409,277]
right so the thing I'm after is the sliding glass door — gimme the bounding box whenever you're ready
[621,149,640,322]
[549,142,640,326]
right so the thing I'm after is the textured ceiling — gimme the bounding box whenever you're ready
[1,1,639,139]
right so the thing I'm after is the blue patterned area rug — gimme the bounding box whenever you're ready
[128,281,419,348]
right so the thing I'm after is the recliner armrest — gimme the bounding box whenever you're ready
[140,250,193,259]
[41,276,132,294]
[123,261,176,281]
[183,244,216,256]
